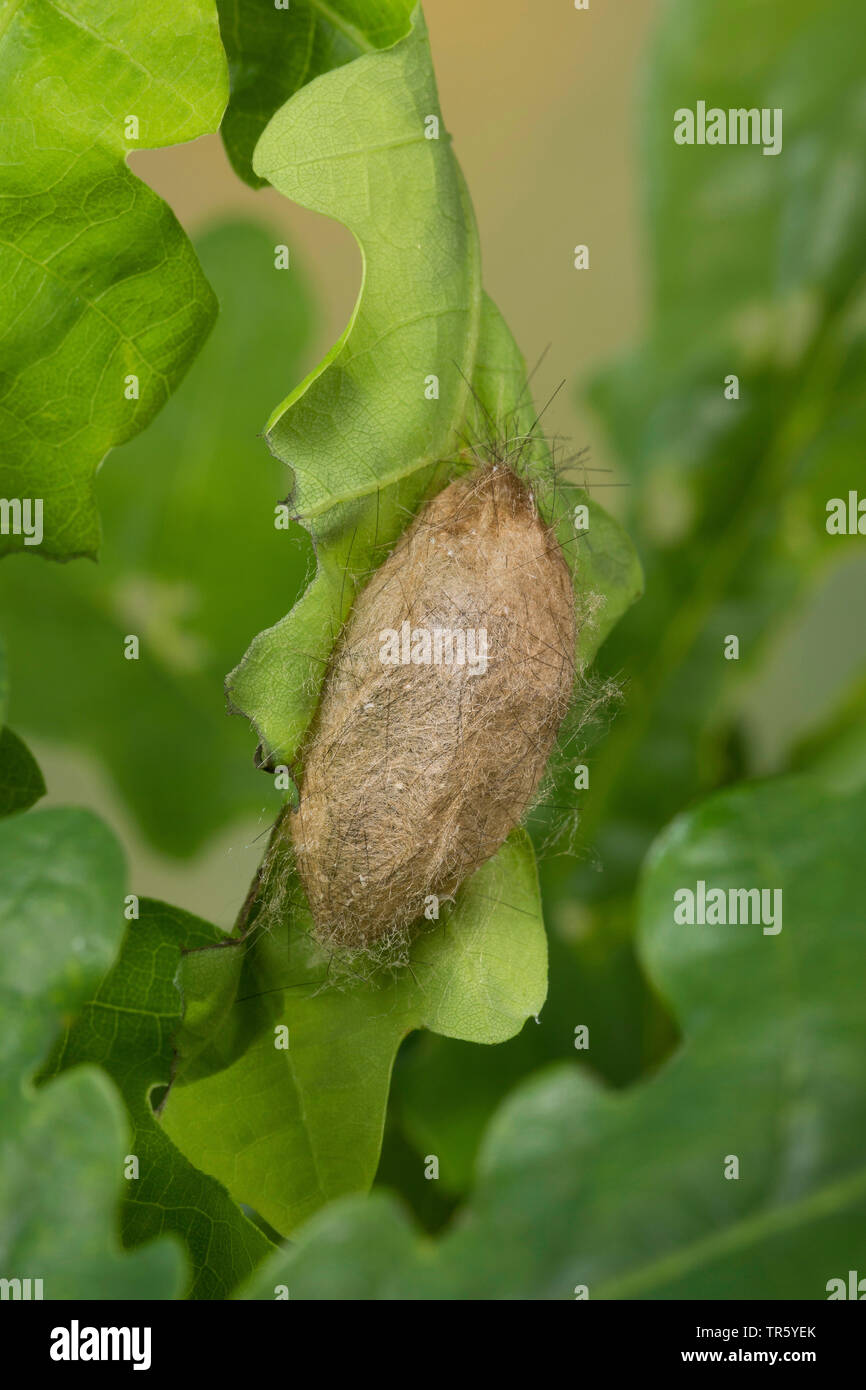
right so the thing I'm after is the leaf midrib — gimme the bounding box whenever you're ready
[308,0,376,55]
[0,0,24,45]
[594,1162,866,1300]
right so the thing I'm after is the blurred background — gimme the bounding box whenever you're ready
[6,0,658,923]
[2,0,865,1225]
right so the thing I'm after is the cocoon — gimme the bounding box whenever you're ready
[291,464,576,947]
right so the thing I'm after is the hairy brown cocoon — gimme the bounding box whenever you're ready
[291,464,576,948]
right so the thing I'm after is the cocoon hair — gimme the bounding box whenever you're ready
[291,463,576,948]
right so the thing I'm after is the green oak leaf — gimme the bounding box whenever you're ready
[42,897,277,1299]
[227,8,640,767]
[191,5,639,1239]
[0,805,184,1298]
[217,0,415,187]
[239,772,866,1298]
[0,0,228,560]
[255,6,479,525]
[0,638,44,815]
[387,915,676,1197]
[161,828,546,1236]
[226,7,482,768]
[0,221,315,855]
[0,727,45,817]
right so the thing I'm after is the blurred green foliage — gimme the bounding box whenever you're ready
[0,740,186,1297]
[41,896,275,1299]
[242,772,866,1299]
[0,223,315,855]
